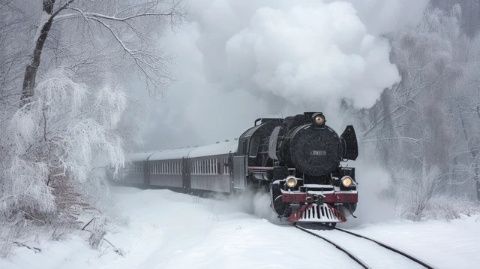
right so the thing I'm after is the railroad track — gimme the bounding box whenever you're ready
[294,224,434,269]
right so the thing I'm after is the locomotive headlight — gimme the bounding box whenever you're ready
[312,113,326,126]
[341,176,354,188]
[286,176,298,188]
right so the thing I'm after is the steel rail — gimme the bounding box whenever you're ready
[334,227,434,269]
[294,224,369,269]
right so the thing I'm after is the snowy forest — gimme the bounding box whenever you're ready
[1,0,480,268]
[0,0,180,255]
[358,0,480,220]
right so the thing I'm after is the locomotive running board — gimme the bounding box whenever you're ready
[297,203,342,223]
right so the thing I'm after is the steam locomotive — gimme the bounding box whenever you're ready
[119,112,358,224]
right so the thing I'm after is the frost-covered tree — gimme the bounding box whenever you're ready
[360,3,480,219]
[21,0,179,104]
[0,1,179,251]
[1,70,126,227]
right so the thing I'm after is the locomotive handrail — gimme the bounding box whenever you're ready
[247,166,296,171]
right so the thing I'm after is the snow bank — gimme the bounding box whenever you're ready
[1,187,478,269]
[350,216,480,269]
[0,187,355,269]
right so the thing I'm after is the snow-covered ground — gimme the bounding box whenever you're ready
[349,217,480,268]
[1,187,479,269]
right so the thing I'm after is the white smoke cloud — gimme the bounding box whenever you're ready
[138,0,426,149]
[225,2,398,108]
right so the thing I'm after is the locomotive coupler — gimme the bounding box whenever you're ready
[305,193,325,204]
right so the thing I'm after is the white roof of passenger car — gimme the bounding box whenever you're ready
[188,140,238,158]
[127,152,154,162]
[127,140,238,162]
[149,148,193,161]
